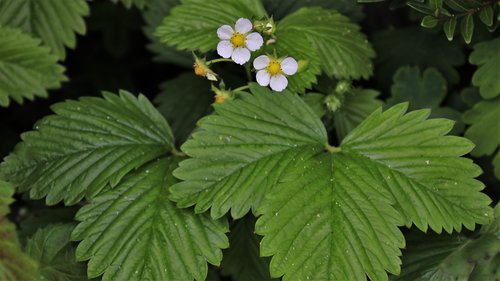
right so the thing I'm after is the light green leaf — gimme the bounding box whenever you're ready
[170,83,492,279]
[469,37,500,99]
[155,73,213,144]
[443,17,457,41]
[388,67,447,109]
[373,27,465,87]
[0,90,174,205]
[0,180,39,281]
[463,97,500,157]
[479,6,494,26]
[271,29,321,93]
[394,229,500,281]
[278,7,375,80]
[333,88,383,141]
[25,224,87,281]
[421,16,439,28]
[170,84,327,219]
[141,0,192,66]
[155,0,267,52]
[0,0,89,59]
[220,216,276,281]
[0,26,66,107]
[71,157,229,281]
[460,14,474,44]
[262,0,364,21]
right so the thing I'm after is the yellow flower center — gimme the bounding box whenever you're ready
[267,61,281,76]
[230,32,245,47]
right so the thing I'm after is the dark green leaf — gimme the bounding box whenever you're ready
[479,6,494,26]
[460,14,474,44]
[463,97,500,157]
[443,17,457,41]
[421,16,439,28]
[262,0,364,21]
[469,37,500,99]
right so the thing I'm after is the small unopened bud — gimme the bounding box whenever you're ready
[211,85,233,104]
[335,80,351,95]
[253,18,276,36]
[324,95,342,112]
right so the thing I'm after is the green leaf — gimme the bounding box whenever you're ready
[170,84,327,219]
[333,88,383,141]
[460,14,474,44]
[220,216,276,281]
[443,17,457,41]
[421,16,439,28]
[469,37,500,99]
[25,224,87,281]
[0,180,39,281]
[255,103,492,280]
[141,0,192,66]
[372,27,465,87]
[155,73,213,144]
[112,0,147,9]
[0,90,174,205]
[0,0,89,59]
[394,229,500,281]
[0,26,66,107]
[388,67,447,109]
[479,6,494,26]
[302,93,327,118]
[271,29,321,93]
[493,152,500,180]
[18,206,78,244]
[71,157,229,281]
[278,7,375,80]
[155,0,267,52]
[463,97,500,157]
[262,0,364,22]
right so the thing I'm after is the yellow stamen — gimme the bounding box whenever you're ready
[267,61,281,76]
[230,32,245,47]
[193,62,207,76]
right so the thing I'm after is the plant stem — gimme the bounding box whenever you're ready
[433,0,499,21]
[206,58,233,65]
[245,63,253,81]
[233,85,250,92]
[325,143,342,153]
[171,147,186,157]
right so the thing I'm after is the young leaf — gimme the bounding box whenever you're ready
[0,90,174,205]
[0,0,89,59]
[469,37,500,99]
[443,17,457,41]
[255,103,492,280]
[333,88,383,141]
[463,97,500,157]
[71,157,229,281]
[261,0,364,22]
[220,216,275,281]
[170,84,328,219]
[460,14,474,44]
[0,180,39,281]
[421,16,439,28]
[479,6,494,26]
[155,0,267,52]
[141,0,192,66]
[278,8,375,80]
[0,26,66,107]
[155,73,213,144]
[25,224,87,281]
[372,27,465,87]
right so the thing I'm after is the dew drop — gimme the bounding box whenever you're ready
[425,160,430,165]
[275,212,279,216]
[316,213,321,218]
[145,170,150,174]
[106,116,111,120]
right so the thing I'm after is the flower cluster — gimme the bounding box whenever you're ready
[195,17,299,93]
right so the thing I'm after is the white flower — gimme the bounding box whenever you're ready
[217,18,264,65]
[253,55,298,92]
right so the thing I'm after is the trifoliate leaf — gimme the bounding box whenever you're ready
[155,0,267,52]
[155,73,213,144]
[25,224,87,281]
[255,103,492,281]
[272,29,321,93]
[469,37,500,99]
[170,84,328,219]
[220,216,275,281]
[0,26,66,107]
[463,97,500,157]
[262,0,364,22]
[333,88,383,141]
[278,8,375,80]
[394,230,500,281]
[0,90,174,205]
[141,0,192,66]
[0,0,89,59]
[373,27,465,87]
[71,157,229,281]
[0,180,39,281]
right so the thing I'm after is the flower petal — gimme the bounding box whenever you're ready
[253,55,270,70]
[231,47,250,65]
[256,70,271,86]
[270,74,288,92]
[234,18,252,33]
[281,57,298,75]
[217,25,234,40]
[217,40,233,58]
[245,32,263,51]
